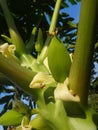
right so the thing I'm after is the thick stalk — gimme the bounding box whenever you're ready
[38,0,62,62]
[69,0,98,105]
[0,54,37,96]
[0,72,12,85]
[0,0,26,55]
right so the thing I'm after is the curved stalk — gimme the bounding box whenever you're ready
[69,0,98,105]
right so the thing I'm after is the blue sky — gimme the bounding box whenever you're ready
[64,2,81,22]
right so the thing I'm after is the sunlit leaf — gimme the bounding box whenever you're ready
[0,109,23,126]
[29,115,51,130]
[48,36,71,82]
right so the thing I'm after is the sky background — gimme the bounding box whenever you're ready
[0,2,82,130]
[64,2,81,22]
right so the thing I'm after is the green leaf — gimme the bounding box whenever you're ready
[76,0,81,2]
[0,109,24,126]
[48,36,71,82]
[69,0,77,5]
[29,115,51,130]
[1,34,12,43]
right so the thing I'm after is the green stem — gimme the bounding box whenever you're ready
[69,0,98,105]
[38,100,70,130]
[0,72,12,85]
[0,54,37,96]
[38,0,62,62]
[49,0,62,33]
[0,0,26,56]
[38,36,51,62]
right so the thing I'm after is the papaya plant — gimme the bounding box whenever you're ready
[0,0,98,130]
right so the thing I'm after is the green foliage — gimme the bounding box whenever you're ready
[69,0,81,5]
[48,36,71,82]
[29,115,51,130]
[0,0,98,130]
[0,109,24,126]
[37,100,98,130]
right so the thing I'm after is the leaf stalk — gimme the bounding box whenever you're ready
[69,0,98,105]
